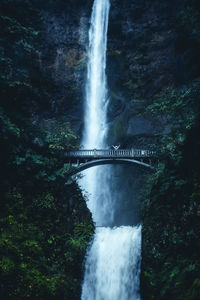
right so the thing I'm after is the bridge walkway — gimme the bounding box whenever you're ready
[65,149,155,163]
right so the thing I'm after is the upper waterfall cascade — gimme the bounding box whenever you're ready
[82,0,110,149]
[80,0,142,299]
[80,0,111,226]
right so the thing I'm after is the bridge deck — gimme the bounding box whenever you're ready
[65,149,155,162]
[64,149,156,175]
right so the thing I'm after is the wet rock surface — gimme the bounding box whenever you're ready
[37,0,200,145]
[38,0,92,134]
[106,0,176,143]
[37,0,175,141]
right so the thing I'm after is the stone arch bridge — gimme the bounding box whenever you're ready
[64,149,156,176]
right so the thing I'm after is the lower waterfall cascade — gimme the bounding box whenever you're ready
[80,0,142,299]
[82,226,142,300]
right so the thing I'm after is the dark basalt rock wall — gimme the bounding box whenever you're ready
[107,0,175,143]
[37,0,176,143]
[37,0,200,144]
[37,0,92,134]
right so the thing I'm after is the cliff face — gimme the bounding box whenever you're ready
[37,0,177,143]
[37,0,200,143]
[37,0,92,134]
[107,0,175,142]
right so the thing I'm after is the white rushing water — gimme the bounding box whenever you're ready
[82,226,142,300]
[83,0,109,148]
[80,0,113,226]
[81,0,142,299]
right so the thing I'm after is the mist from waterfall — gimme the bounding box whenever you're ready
[80,0,142,299]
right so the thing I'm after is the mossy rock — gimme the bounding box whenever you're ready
[107,120,126,144]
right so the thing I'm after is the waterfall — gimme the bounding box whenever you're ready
[80,0,113,226]
[80,0,142,299]
[82,226,142,300]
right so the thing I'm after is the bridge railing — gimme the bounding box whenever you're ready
[65,149,155,158]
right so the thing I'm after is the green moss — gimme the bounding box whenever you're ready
[123,80,139,90]
[108,120,125,143]
[110,90,122,101]
[130,98,146,103]
[74,56,87,70]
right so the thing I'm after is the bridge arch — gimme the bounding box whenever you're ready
[66,158,154,176]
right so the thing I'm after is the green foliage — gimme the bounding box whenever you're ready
[141,78,200,300]
[0,175,93,300]
[174,0,200,34]
[0,1,93,299]
[147,79,200,130]
[0,107,21,137]
[44,119,79,151]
